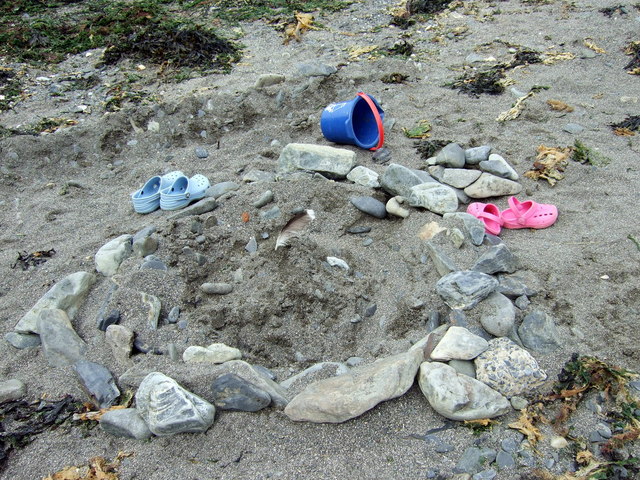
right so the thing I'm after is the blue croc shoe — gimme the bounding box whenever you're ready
[131,171,184,214]
[160,174,210,211]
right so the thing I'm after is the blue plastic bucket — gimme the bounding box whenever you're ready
[320,92,385,150]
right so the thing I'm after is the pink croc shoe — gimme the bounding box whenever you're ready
[501,197,558,229]
[467,202,504,235]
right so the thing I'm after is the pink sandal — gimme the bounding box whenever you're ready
[501,197,558,229]
[467,202,504,235]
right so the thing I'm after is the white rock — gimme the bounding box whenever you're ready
[418,361,511,421]
[409,182,459,214]
[347,165,380,188]
[278,143,356,178]
[183,343,242,364]
[326,256,349,270]
[430,326,489,361]
[95,235,133,277]
[464,173,522,199]
[386,196,410,218]
[440,168,482,189]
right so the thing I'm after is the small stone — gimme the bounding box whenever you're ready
[436,271,499,310]
[141,258,167,271]
[278,143,355,178]
[454,447,498,475]
[245,236,258,253]
[436,143,466,168]
[563,123,585,134]
[476,292,516,338]
[260,206,281,219]
[326,256,350,270]
[201,282,233,295]
[295,63,337,77]
[97,309,120,331]
[350,196,387,218]
[211,373,272,411]
[363,303,377,318]
[495,451,515,469]
[74,360,120,408]
[195,146,209,158]
[550,436,569,449]
[141,293,161,330]
[372,147,391,164]
[183,343,242,364]
[168,197,218,220]
[430,326,489,361]
[347,226,371,234]
[409,182,459,214]
[105,324,134,364]
[253,190,274,208]
[167,306,180,324]
[465,146,492,165]
[479,154,519,181]
[464,173,522,199]
[347,166,380,188]
[4,332,41,349]
[100,408,152,440]
[386,196,410,218]
[380,163,434,197]
[440,168,482,189]
[38,309,87,367]
[510,396,528,410]
[95,235,133,277]
[501,438,520,453]
[472,244,519,275]
[518,310,561,354]
[255,73,285,88]
[346,357,364,367]
[0,379,27,403]
[207,181,240,199]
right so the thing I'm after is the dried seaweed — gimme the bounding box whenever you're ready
[43,452,133,480]
[405,0,451,16]
[523,145,571,186]
[547,99,574,112]
[599,5,628,17]
[381,73,408,84]
[11,248,56,270]
[403,120,431,139]
[611,115,640,136]
[388,40,414,57]
[624,41,640,74]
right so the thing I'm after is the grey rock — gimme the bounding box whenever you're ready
[194,146,209,158]
[255,73,286,88]
[183,343,242,364]
[295,63,337,77]
[97,309,120,331]
[409,183,459,214]
[346,357,364,368]
[210,360,290,408]
[430,326,489,361]
[253,190,274,208]
[465,146,492,165]
[473,469,498,480]
[464,173,522,199]
[418,362,511,420]
[201,282,233,295]
[510,396,529,410]
[0,379,26,403]
[280,362,350,397]
[285,349,423,423]
[141,258,168,271]
[436,271,499,310]
[245,236,258,253]
[347,166,380,188]
[259,205,281,219]
[563,123,585,134]
[448,359,476,378]
[350,196,386,219]
[167,306,180,324]
[436,143,466,168]
[4,332,41,349]
[479,154,519,181]
[425,241,458,276]
[443,212,486,246]
[454,447,498,474]
[514,295,530,310]
[136,372,215,436]
[496,274,537,299]
[518,310,561,353]
[278,143,356,178]
[434,442,455,453]
[372,147,391,164]
[73,360,120,408]
[100,408,152,440]
[472,244,519,274]
[475,337,547,397]
[133,226,156,243]
[95,235,133,277]
[243,170,276,183]
[207,181,240,199]
[168,197,218,220]
[105,324,134,364]
[496,450,516,469]
[440,168,482,189]
[380,163,434,197]
[14,271,95,334]
[501,438,520,453]
[132,235,158,258]
[211,373,272,411]
[141,292,161,330]
[38,309,87,367]
[477,292,516,337]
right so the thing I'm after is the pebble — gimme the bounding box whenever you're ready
[347,226,371,234]
[430,326,489,361]
[243,169,276,183]
[471,244,519,275]
[295,62,337,77]
[475,338,547,397]
[0,379,26,403]
[347,166,380,188]
[141,293,161,330]
[476,292,516,338]
[167,306,180,324]
[100,408,152,440]
[207,181,240,199]
[436,270,499,311]
[136,372,215,436]
[454,447,498,474]
[465,146,492,164]
[326,256,350,270]
[14,271,95,334]
[201,282,233,295]
[563,123,585,134]
[372,147,391,163]
[425,243,458,276]
[439,168,482,189]
[253,190,274,208]
[443,212,486,246]
[495,450,515,469]
[38,309,87,367]
[550,436,569,449]
[95,235,133,277]
[479,154,519,181]
[245,236,258,253]
[194,146,209,158]
[97,309,120,331]
[501,438,520,453]
[463,173,523,199]
[211,373,272,411]
[105,324,134,364]
[4,332,42,349]
[260,205,281,219]
[510,396,529,410]
[380,163,434,197]
[350,196,387,218]
[183,343,242,364]
[518,310,561,354]
[436,143,466,168]
[141,257,168,271]
[278,143,355,178]
[409,182,459,214]
[254,73,286,88]
[73,360,120,408]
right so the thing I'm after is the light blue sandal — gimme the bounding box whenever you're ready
[160,174,210,211]
[131,171,184,214]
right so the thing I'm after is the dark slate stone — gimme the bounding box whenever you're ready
[347,226,372,234]
[426,311,440,332]
[454,447,498,474]
[436,270,499,310]
[363,303,377,318]
[501,438,520,453]
[100,408,152,440]
[518,310,561,354]
[471,244,519,275]
[253,365,277,381]
[4,331,41,349]
[211,373,272,412]
[73,360,120,408]
[496,274,537,299]
[141,258,168,271]
[97,309,120,331]
[350,196,387,219]
[167,306,180,324]
[425,242,458,277]
[372,147,391,164]
[496,450,515,469]
[465,145,492,165]
[133,338,163,355]
[195,146,209,158]
[434,441,454,453]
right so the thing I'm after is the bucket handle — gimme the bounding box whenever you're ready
[356,92,384,151]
